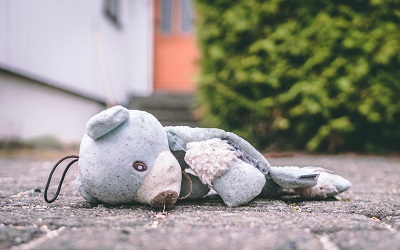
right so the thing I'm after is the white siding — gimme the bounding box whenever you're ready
[0,0,154,142]
[0,0,154,104]
[0,70,104,142]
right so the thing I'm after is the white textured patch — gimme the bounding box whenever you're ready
[295,171,341,198]
[184,138,238,186]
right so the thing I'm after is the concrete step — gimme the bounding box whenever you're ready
[128,92,200,127]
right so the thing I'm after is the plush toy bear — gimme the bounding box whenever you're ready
[44,106,351,208]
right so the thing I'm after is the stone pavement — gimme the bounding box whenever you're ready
[0,151,399,250]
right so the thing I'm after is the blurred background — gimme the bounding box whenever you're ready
[0,0,399,153]
[0,0,199,151]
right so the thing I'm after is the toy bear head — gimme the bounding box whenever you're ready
[77,106,182,208]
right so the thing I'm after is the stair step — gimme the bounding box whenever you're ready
[145,109,195,122]
[128,92,200,127]
[130,93,195,110]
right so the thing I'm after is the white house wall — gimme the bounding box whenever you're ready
[0,70,105,142]
[0,0,153,104]
[0,0,154,143]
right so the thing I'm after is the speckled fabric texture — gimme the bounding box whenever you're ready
[264,166,352,199]
[212,161,266,207]
[293,167,352,198]
[77,106,182,206]
[268,166,319,189]
[85,105,130,140]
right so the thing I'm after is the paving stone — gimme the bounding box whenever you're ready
[0,151,399,249]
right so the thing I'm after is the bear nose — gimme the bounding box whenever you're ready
[149,190,179,208]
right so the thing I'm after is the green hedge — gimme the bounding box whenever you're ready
[195,0,400,152]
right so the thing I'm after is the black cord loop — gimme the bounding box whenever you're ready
[44,155,79,203]
[178,171,193,200]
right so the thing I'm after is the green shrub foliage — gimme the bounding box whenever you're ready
[195,0,400,152]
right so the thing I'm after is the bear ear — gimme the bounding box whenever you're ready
[86,105,130,140]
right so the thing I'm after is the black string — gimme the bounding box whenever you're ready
[178,171,193,200]
[44,155,79,203]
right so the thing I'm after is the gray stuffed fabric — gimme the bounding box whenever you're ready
[165,126,351,206]
[165,126,271,174]
[165,126,269,207]
[78,106,182,208]
[261,166,352,199]
[73,106,351,209]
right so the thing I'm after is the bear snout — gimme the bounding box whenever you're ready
[150,190,179,208]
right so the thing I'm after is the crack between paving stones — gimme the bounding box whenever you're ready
[318,235,340,250]
[10,226,65,250]
[11,189,37,198]
[368,215,397,233]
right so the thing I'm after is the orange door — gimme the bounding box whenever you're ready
[154,0,199,92]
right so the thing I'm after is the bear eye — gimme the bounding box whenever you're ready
[132,161,147,172]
